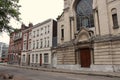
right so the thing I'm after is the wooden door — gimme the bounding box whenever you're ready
[80,48,91,68]
[28,55,30,65]
[40,54,42,66]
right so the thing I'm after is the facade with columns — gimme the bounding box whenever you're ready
[53,0,120,72]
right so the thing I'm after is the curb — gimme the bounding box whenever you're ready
[1,64,120,78]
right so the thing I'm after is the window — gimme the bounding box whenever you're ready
[45,26,47,34]
[82,17,89,27]
[28,42,31,50]
[23,42,27,51]
[61,29,64,40]
[36,40,39,49]
[29,32,31,39]
[37,29,39,37]
[41,28,43,35]
[36,54,38,63]
[40,39,43,48]
[47,37,49,47]
[76,0,94,30]
[24,34,27,41]
[44,38,46,47]
[44,53,48,63]
[112,8,119,29]
[48,25,50,33]
[33,41,35,49]
[22,55,25,62]
[32,54,34,63]
[33,31,35,37]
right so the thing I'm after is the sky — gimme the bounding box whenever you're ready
[0,0,64,44]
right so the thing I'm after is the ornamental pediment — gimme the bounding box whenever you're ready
[75,27,94,44]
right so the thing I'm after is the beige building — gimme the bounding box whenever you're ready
[53,0,120,72]
[93,0,120,72]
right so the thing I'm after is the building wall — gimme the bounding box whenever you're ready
[55,0,120,72]
[30,19,57,68]
[107,0,120,35]
[94,0,120,36]
[93,0,120,72]
[21,23,32,66]
[57,0,76,45]
[56,46,75,65]
[8,27,23,64]
[0,42,8,62]
[8,32,15,64]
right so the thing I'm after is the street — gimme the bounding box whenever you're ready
[0,65,120,80]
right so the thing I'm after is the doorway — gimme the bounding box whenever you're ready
[80,48,91,68]
[40,54,42,66]
[27,55,30,66]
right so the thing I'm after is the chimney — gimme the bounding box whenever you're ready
[21,23,26,30]
[29,23,33,27]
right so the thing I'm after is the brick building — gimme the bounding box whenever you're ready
[8,26,23,64]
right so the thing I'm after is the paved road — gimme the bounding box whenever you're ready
[0,66,120,80]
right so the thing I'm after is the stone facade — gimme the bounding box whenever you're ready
[54,0,120,72]
[93,0,120,72]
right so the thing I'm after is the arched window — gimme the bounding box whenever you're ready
[111,8,119,29]
[76,0,94,30]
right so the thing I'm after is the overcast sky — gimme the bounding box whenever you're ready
[0,0,64,44]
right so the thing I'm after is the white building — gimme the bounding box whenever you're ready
[30,19,57,68]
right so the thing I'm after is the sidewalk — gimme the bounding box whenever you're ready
[1,64,120,78]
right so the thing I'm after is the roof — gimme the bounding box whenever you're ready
[32,19,55,29]
[57,12,64,20]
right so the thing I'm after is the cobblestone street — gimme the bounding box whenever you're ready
[0,65,120,80]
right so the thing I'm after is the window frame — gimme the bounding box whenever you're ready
[44,53,49,64]
[36,54,38,63]
[111,8,119,29]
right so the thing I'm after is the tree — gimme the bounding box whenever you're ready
[0,0,21,33]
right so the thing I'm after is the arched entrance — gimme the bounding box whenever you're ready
[75,27,94,68]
